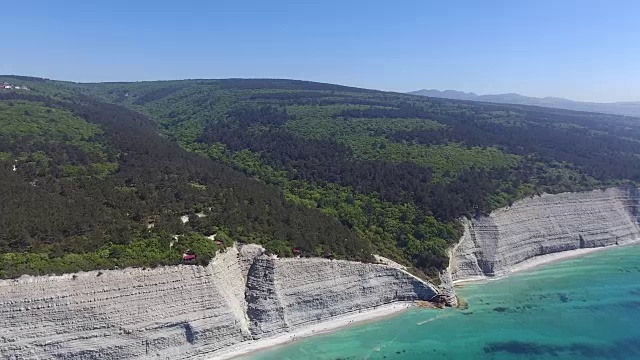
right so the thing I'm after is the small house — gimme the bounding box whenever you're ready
[183,253,197,262]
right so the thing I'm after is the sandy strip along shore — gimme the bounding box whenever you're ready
[209,302,415,360]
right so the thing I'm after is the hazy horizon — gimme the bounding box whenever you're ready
[409,88,640,104]
[3,0,639,102]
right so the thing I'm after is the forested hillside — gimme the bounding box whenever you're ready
[2,75,640,279]
[0,88,369,278]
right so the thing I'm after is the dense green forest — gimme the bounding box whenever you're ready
[1,75,639,280]
[0,90,368,278]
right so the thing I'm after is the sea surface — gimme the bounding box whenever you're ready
[244,245,640,360]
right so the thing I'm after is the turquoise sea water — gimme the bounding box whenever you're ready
[245,245,640,360]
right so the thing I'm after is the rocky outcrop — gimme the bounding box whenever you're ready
[449,187,640,281]
[245,257,288,338]
[438,270,458,307]
[0,245,437,359]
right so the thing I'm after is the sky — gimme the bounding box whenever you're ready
[2,0,639,102]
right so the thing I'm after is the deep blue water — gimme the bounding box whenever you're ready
[245,245,640,360]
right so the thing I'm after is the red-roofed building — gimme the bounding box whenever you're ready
[182,252,197,262]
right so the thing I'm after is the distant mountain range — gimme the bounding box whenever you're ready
[409,89,640,118]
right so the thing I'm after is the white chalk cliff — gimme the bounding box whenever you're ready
[449,187,640,281]
[0,245,438,359]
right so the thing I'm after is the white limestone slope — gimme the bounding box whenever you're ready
[246,256,438,339]
[0,245,438,360]
[0,247,250,360]
[449,187,640,281]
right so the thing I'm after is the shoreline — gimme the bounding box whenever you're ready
[212,242,640,359]
[208,302,415,360]
[453,240,640,286]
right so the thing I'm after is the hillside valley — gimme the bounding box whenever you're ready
[3,75,640,281]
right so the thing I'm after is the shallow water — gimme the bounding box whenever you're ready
[244,245,640,360]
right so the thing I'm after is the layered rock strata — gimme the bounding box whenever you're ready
[246,257,438,339]
[0,245,437,359]
[449,187,640,281]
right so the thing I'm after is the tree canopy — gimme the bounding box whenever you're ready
[1,77,637,279]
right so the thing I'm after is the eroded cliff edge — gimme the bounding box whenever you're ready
[448,187,640,282]
[0,245,438,360]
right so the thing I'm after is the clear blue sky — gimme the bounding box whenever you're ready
[2,0,639,102]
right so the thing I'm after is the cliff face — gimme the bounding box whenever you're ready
[246,257,438,339]
[0,245,437,360]
[450,188,640,281]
